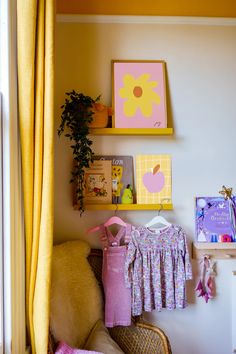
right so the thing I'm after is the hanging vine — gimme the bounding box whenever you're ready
[58,90,100,215]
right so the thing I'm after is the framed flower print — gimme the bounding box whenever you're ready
[112,60,167,128]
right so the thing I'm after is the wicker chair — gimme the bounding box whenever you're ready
[48,249,172,354]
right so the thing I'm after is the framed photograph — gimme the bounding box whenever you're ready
[112,60,167,128]
[195,197,236,242]
[136,154,172,204]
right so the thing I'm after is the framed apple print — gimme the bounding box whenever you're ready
[136,155,172,204]
[112,60,167,128]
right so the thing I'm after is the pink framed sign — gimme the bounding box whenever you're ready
[112,60,167,128]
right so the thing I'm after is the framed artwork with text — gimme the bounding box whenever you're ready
[94,155,134,204]
[112,60,167,128]
[195,197,236,242]
[83,160,112,204]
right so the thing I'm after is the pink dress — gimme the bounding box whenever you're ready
[100,224,132,328]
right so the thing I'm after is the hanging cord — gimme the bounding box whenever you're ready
[195,255,216,303]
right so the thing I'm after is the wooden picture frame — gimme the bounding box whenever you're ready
[112,60,167,128]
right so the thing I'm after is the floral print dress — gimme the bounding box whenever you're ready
[124,224,192,316]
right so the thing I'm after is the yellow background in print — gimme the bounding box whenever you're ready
[136,155,172,204]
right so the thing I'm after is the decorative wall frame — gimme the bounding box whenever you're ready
[112,60,167,128]
[136,154,172,204]
[195,196,236,242]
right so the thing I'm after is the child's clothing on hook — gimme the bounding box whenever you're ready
[99,223,133,327]
[125,224,192,316]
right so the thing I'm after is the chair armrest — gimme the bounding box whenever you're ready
[108,319,172,354]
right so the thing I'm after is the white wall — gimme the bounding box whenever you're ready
[55,18,236,354]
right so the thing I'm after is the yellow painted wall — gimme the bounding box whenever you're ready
[57,0,236,17]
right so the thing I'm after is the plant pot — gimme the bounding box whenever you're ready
[88,103,111,128]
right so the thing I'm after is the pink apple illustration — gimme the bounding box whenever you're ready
[142,164,165,193]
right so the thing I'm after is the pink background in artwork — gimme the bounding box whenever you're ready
[113,62,167,128]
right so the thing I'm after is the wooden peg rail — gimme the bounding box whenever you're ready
[192,242,236,260]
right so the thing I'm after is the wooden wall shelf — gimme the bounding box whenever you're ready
[192,242,236,259]
[89,128,173,136]
[74,203,173,211]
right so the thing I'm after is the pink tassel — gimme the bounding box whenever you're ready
[195,255,216,303]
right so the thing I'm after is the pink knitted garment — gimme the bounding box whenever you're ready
[55,341,103,354]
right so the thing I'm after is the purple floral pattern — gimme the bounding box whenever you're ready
[124,224,192,316]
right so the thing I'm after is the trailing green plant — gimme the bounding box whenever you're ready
[58,90,100,215]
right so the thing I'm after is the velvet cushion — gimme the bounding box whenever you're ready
[84,319,124,354]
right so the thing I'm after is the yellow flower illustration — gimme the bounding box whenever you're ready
[119,73,160,117]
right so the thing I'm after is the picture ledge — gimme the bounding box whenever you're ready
[192,242,236,260]
[89,128,173,136]
[73,203,173,211]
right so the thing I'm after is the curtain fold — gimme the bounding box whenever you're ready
[17,0,54,353]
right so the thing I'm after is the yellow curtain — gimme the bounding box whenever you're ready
[17,0,54,353]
